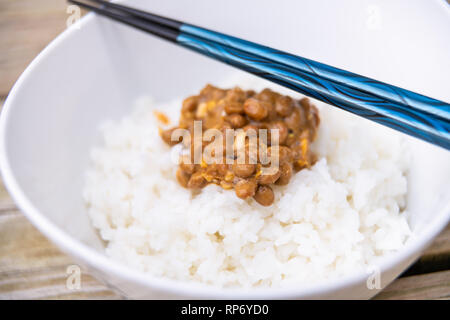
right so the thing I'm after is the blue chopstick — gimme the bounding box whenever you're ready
[177,33,450,149]
[181,25,450,122]
[69,0,450,150]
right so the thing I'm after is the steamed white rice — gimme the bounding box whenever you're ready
[83,76,411,288]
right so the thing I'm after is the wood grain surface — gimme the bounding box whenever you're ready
[0,0,449,300]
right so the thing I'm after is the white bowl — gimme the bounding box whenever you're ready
[1,0,449,299]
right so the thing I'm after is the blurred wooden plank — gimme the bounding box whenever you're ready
[421,224,450,259]
[0,155,121,300]
[0,211,122,300]
[0,213,73,273]
[374,270,450,300]
[0,0,84,96]
[402,224,450,277]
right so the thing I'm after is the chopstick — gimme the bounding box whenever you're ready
[68,0,450,150]
[84,0,450,122]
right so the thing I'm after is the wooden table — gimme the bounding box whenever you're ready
[0,0,449,300]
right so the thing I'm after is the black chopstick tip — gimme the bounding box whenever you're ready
[67,0,179,42]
